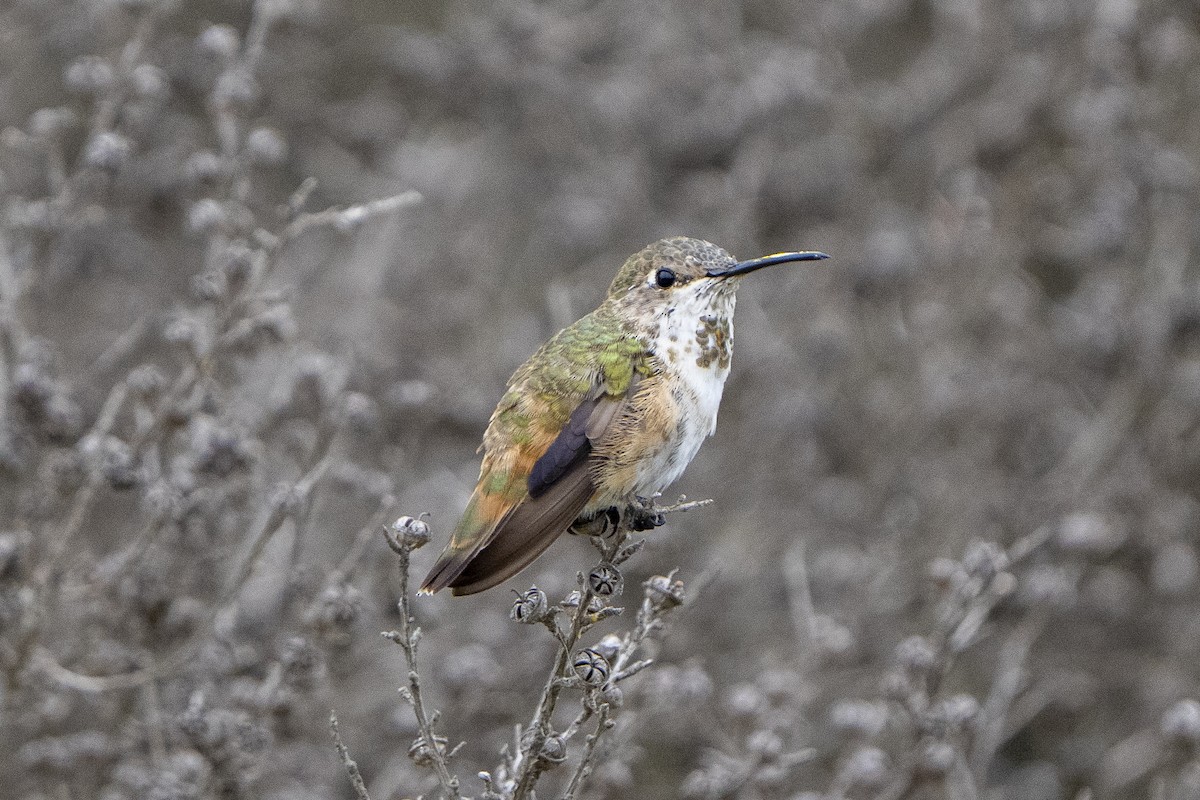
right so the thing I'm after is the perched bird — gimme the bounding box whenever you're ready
[420,237,828,595]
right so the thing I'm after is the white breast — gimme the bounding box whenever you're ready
[635,290,735,494]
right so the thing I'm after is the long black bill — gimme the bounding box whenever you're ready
[707,250,830,278]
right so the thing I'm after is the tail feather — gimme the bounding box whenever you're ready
[417,546,482,595]
[447,465,594,595]
[418,488,515,595]
[419,461,596,596]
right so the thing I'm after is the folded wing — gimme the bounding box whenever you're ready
[418,381,633,596]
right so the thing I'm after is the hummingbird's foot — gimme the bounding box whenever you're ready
[569,509,620,538]
[626,497,666,532]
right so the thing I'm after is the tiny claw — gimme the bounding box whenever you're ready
[626,497,666,532]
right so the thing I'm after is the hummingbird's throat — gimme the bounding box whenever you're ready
[695,313,732,370]
[622,285,734,496]
[651,281,736,371]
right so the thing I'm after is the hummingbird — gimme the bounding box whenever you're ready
[419,237,828,595]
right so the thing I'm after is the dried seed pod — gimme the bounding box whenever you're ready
[391,516,431,550]
[245,127,288,165]
[212,68,259,110]
[830,699,889,737]
[126,364,166,399]
[940,694,980,728]
[747,730,784,759]
[644,574,685,609]
[894,635,937,672]
[187,199,226,234]
[562,590,605,614]
[588,564,623,596]
[961,540,1008,580]
[341,392,380,433]
[572,648,610,687]
[99,436,139,490]
[408,735,447,767]
[918,740,956,775]
[64,56,114,94]
[842,746,890,789]
[309,583,363,632]
[29,107,76,138]
[191,271,226,302]
[185,151,224,184]
[593,633,621,661]
[1056,512,1125,557]
[537,733,568,766]
[131,64,168,100]
[82,132,132,170]
[881,669,913,703]
[280,637,322,691]
[510,587,549,624]
[197,24,240,59]
[600,684,624,708]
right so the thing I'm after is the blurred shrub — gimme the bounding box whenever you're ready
[2,0,1200,798]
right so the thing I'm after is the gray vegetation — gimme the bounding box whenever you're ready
[2,0,1200,798]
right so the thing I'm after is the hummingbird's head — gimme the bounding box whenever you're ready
[605,236,829,311]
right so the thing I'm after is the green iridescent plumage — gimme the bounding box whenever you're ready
[496,304,651,433]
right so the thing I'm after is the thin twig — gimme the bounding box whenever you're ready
[306,496,398,614]
[86,315,151,382]
[217,407,336,606]
[970,609,1049,781]
[142,677,168,767]
[510,497,702,799]
[220,449,333,608]
[511,573,599,800]
[10,370,169,687]
[30,424,337,693]
[282,191,423,241]
[562,704,612,800]
[91,511,171,588]
[383,524,463,799]
[330,710,374,800]
[0,228,30,411]
[37,380,131,576]
[653,496,713,515]
[88,3,165,138]
[30,646,153,692]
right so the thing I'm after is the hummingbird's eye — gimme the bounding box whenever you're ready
[654,268,677,288]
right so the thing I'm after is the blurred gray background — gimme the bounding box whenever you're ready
[3,0,1200,798]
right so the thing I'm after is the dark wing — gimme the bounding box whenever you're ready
[527,396,596,498]
[445,387,629,596]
